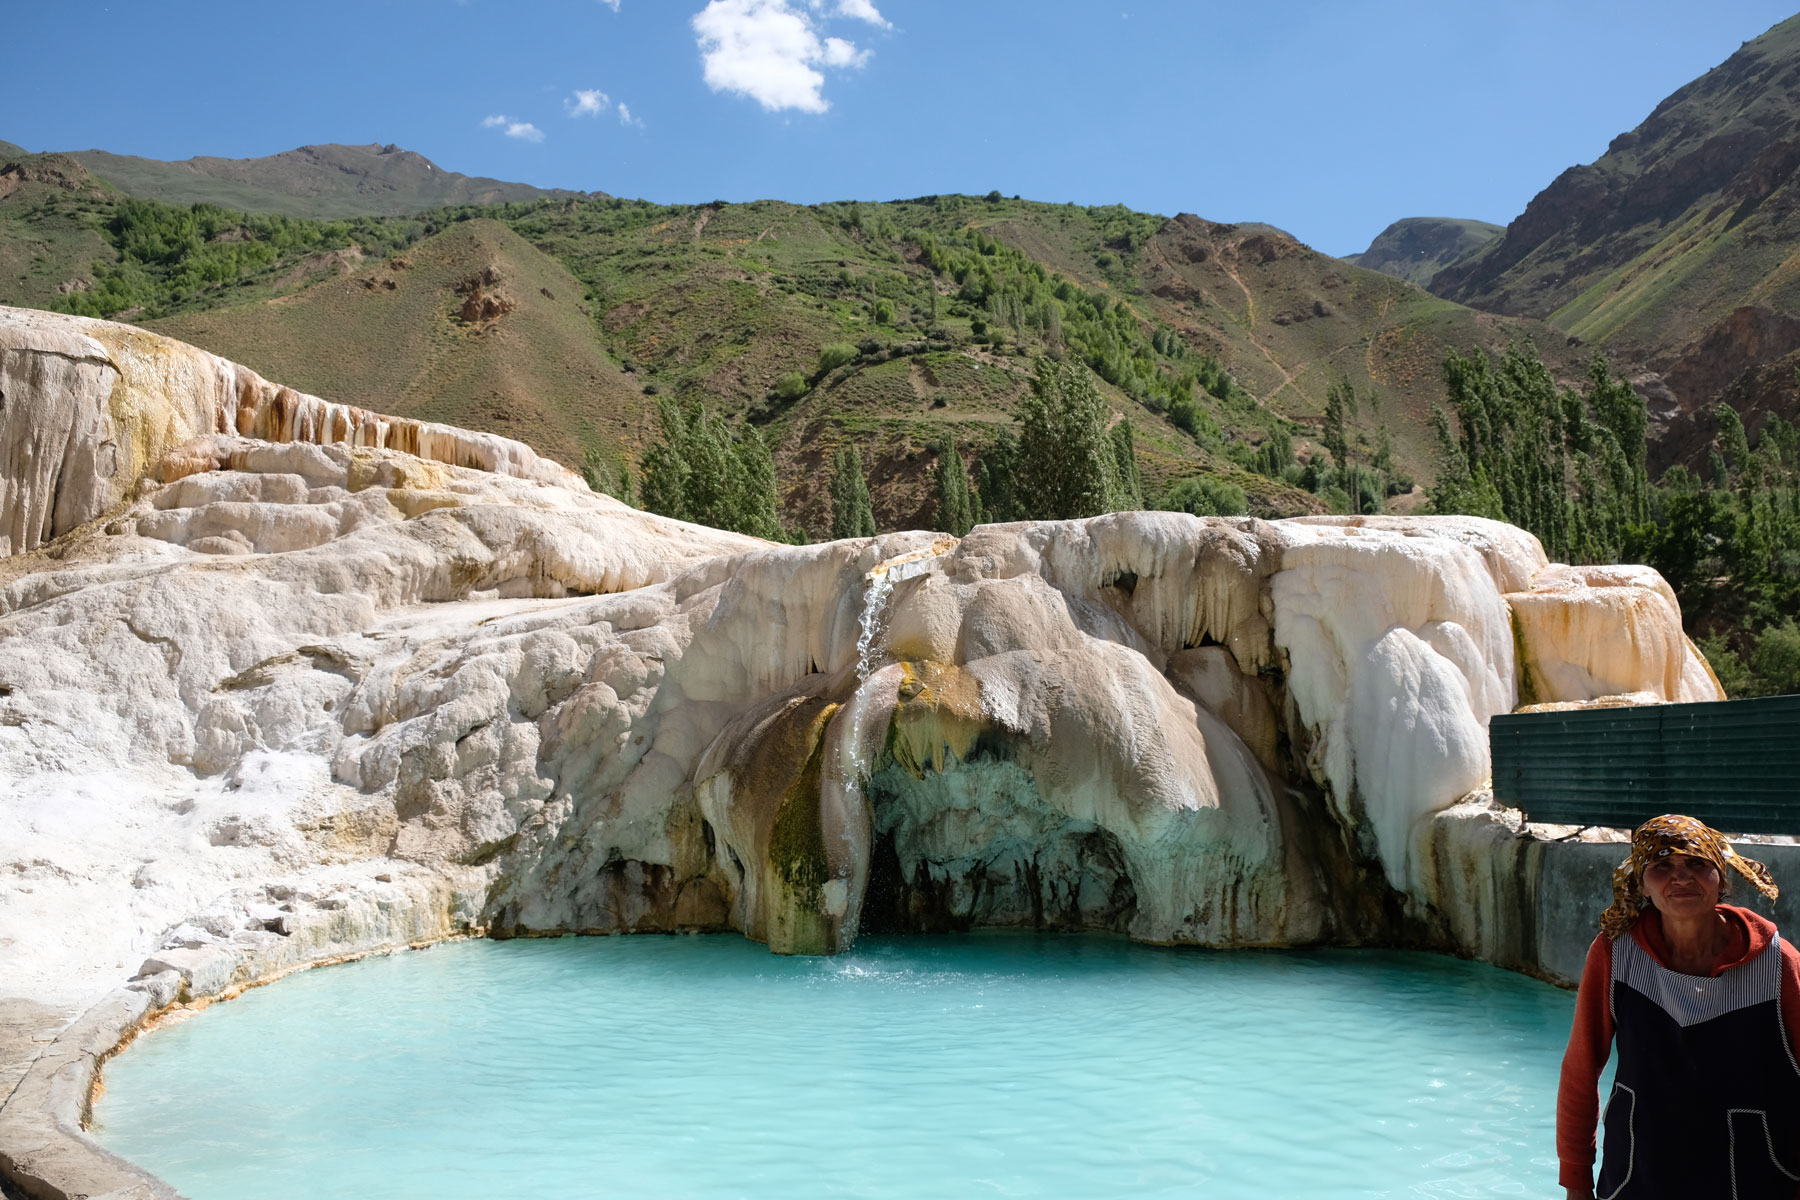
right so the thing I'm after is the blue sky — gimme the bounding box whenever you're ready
[8,0,1797,256]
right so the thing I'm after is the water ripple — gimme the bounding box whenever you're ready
[95,934,1573,1199]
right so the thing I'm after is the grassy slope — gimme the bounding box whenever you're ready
[1551,205,1800,360]
[1095,214,1587,476]
[150,219,647,471]
[0,170,118,307]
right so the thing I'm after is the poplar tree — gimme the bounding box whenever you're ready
[1322,377,1358,470]
[973,433,1019,524]
[830,445,876,539]
[1108,420,1143,511]
[933,440,974,536]
[1014,359,1117,520]
[638,397,788,539]
[729,427,786,541]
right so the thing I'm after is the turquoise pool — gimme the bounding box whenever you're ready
[95,934,1574,1198]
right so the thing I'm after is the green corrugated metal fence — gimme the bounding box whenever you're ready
[1489,693,1800,833]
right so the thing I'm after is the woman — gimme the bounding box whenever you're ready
[1557,814,1800,1199]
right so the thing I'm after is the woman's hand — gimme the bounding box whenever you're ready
[1566,1189,1594,1200]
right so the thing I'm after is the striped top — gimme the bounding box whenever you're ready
[1612,929,1782,1028]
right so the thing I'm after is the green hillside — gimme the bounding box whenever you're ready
[466,195,1322,528]
[0,149,1605,531]
[0,156,118,307]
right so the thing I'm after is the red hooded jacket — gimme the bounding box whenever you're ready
[1556,904,1800,1192]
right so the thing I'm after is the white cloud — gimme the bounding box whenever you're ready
[568,88,610,117]
[617,101,642,127]
[691,0,878,114]
[481,115,545,142]
[820,36,867,68]
[599,0,621,9]
[830,0,888,27]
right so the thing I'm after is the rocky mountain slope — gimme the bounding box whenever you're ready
[1430,14,1800,466]
[1121,213,1581,472]
[54,141,592,219]
[1344,217,1503,287]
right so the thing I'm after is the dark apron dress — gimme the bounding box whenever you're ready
[1598,931,1800,1199]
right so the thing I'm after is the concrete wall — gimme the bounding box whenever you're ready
[1428,811,1800,987]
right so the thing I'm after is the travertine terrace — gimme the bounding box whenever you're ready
[0,306,1722,1198]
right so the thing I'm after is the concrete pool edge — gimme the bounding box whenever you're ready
[9,823,1800,1200]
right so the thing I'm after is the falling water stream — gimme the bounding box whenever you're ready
[841,554,929,797]
[853,567,896,687]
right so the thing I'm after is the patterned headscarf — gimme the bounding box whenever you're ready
[1600,814,1780,940]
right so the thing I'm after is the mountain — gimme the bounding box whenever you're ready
[1344,218,1504,287]
[415,195,1594,525]
[1429,14,1800,466]
[26,142,594,218]
[0,150,1604,530]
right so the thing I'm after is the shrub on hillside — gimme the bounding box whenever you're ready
[1159,476,1249,518]
[772,371,808,402]
[815,343,858,376]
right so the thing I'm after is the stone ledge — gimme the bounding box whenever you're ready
[0,875,487,1200]
[0,987,179,1200]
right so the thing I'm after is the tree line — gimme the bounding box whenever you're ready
[630,333,1798,699]
[1430,343,1799,697]
[54,196,422,320]
[628,359,1153,543]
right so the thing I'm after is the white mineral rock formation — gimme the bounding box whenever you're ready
[0,307,1723,1030]
[0,305,581,558]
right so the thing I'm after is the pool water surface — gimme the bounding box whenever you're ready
[95,934,1576,1198]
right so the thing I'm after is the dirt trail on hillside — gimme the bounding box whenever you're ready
[1218,258,1298,403]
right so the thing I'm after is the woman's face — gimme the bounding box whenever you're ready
[1642,852,1723,919]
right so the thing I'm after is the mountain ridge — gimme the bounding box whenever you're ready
[0,150,1622,529]
[3,140,597,219]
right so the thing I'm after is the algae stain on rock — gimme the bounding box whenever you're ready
[766,702,840,954]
